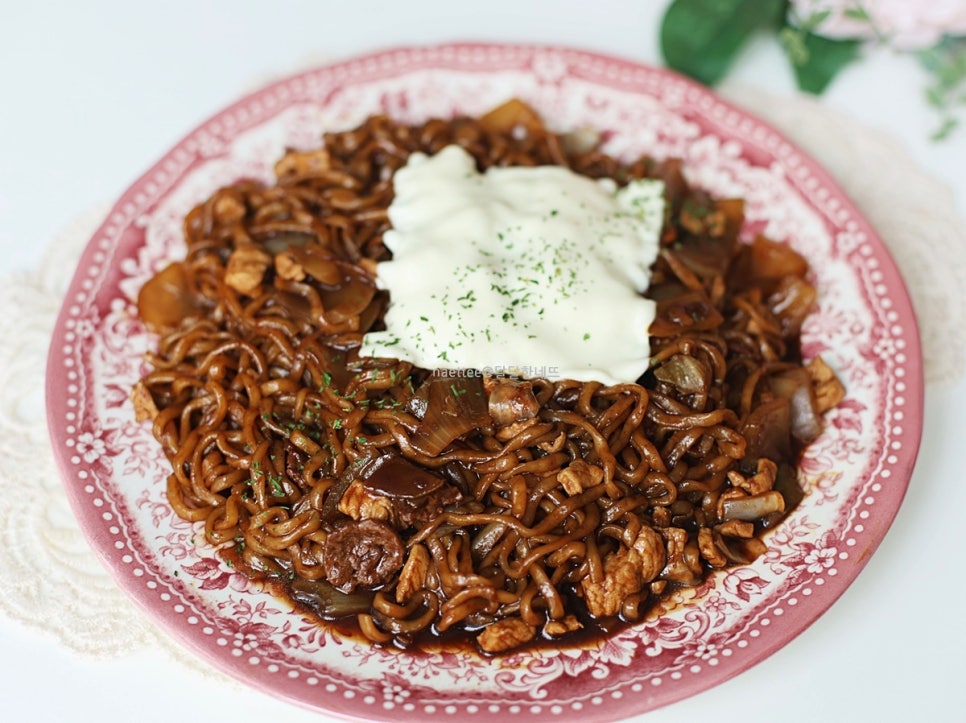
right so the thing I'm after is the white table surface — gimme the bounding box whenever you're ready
[2,2,964,721]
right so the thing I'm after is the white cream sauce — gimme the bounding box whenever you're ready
[360,145,665,385]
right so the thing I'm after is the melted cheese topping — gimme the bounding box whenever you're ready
[360,145,665,385]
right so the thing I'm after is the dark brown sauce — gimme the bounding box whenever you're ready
[360,454,444,499]
[247,560,651,656]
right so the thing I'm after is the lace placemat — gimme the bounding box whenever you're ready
[1,85,963,671]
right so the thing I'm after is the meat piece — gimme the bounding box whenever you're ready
[557,460,604,496]
[275,147,332,184]
[323,519,404,593]
[476,617,537,653]
[659,527,702,586]
[130,381,159,423]
[715,519,755,538]
[225,241,272,296]
[581,525,666,618]
[391,486,461,527]
[494,417,538,442]
[211,190,247,225]
[651,506,671,528]
[630,526,666,583]
[698,528,728,568]
[275,251,306,281]
[727,457,778,495]
[581,548,643,618]
[543,614,583,638]
[395,544,431,604]
[537,430,567,454]
[484,377,540,426]
[807,356,846,413]
[338,480,394,522]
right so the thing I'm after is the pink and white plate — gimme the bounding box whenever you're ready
[46,44,922,721]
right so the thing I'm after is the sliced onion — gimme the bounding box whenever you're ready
[471,522,508,559]
[137,262,202,334]
[768,462,804,526]
[289,577,374,618]
[720,491,785,521]
[715,533,768,564]
[284,245,342,286]
[768,369,822,443]
[767,275,817,338]
[318,264,377,324]
[741,397,792,462]
[479,99,544,135]
[653,354,709,395]
[739,235,809,285]
[650,289,724,337]
[650,158,689,206]
[410,374,491,456]
[261,232,315,256]
[560,126,600,156]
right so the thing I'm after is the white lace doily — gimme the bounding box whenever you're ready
[1,86,963,665]
[0,208,226,679]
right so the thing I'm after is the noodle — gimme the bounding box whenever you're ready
[134,100,844,654]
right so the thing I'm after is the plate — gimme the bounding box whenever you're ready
[46,43,922,721]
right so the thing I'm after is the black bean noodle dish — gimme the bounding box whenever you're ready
[133,100,844,655]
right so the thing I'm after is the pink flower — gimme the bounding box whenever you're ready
[704,592,740,620]
[183,558,233,590]
[74,431,107,463]
[790,0,966,50]
[803,543,838,573]
[722,567,770,602]
[280,633,304,650]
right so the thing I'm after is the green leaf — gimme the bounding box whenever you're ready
[843,6,871,22]
[917,36,966,142]
[788,31,861,94]
[660,0,786,86]
[779,26,809,66]
[925,85,946,109]
[799,8,831,33]
[931,116,959,142]
[918,36,966,92]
